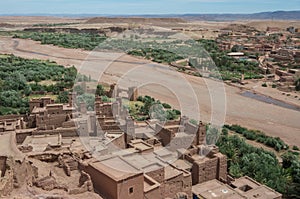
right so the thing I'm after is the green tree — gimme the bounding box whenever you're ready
[295,78,300,91]
[57,91,69,104]
[95,84,105,96]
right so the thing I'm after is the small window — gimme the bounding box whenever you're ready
[129,187,134,194]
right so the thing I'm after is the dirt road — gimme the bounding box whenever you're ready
[0,37,299,146]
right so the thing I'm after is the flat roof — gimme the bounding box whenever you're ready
[243,186,282,199]
[46,104,63,107]
[232,176,261,190]
[192,179,246,199]
[172,159,192,171]
[90,157,142,182]
[232,176,282,199]
[130,139,153,151]
[22,134,62,152]
[32,107,46,113]
[164,165,182,180]
[227,52,245,56]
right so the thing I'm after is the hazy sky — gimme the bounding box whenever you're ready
[0,0,299,15]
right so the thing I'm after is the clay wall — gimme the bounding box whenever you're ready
[83,164,144,199]
[162,172,184,198]
[16,131,33,144]
[146,167,165,183]
[182,172,192,198]
[37,114,67,129]
[0,157,13,197]
[0,157,7,177]
[191,156,219,185]
[34,128,78,137]
[156,125,174,147]
[215,153,227,181]
[110,134,126,150]
[117,174,144,199]
[144,175,161,199]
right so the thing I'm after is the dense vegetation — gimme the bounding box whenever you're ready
[217,132,300,198]
[128,48,183,63]
[32,22,80,27]
[12,32,106,50]
[223,124,289,151]
[6,30,263,81]
[197,39,263,80]
[128,95,181,121]
[0,54,77,115]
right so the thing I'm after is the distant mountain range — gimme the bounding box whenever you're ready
[180,11,300,21]
[1,11,300,21]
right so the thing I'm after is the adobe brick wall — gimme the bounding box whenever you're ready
[33,128,78,137]
[83,163,144,199]
[0,157,14,197]
[144,175,161,199]
[146,167,165,183]
[16,131,33,144]
[190,152,227,185]
[215,153,227,181]
[37,114,67,129]
[144,185,161,199]
[69,171,94,195]
[163,172,184,198]
[110,133,126,150]
[117,174,144,199]
[156,126,174,147]
[182,173,192,199]
[0,156,7,177]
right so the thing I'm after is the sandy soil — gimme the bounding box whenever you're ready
[0,16,83,26]
[0,36,299,146]
[245,20,300,31]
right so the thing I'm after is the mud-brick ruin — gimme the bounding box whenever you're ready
[0,85,282,199]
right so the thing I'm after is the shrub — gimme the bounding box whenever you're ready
[292,146,300,151]
[162,103,172,109]
[262,83,268,87]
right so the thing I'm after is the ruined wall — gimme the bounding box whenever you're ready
[68,171,94,195]
[0,156,7,177]
[58,155,78,176]
[0,157,14,197]
[13,159,38,189]
[0,169,13,197]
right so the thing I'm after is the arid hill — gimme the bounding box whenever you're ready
[85,17,186,24]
